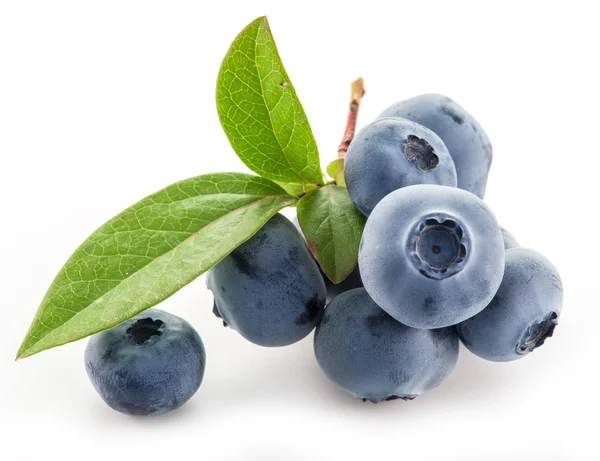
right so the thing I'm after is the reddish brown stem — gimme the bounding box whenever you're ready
[337,78,366,159]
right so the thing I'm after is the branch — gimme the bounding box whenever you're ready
[337,78,366,159]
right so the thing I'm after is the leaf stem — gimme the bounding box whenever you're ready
[337,78,366,159]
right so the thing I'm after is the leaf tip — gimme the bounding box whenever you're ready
[325,265,356,285]
[252,15,269,28]
[15,338,32,360]
[15,347,27,361]
[254,15,274,37]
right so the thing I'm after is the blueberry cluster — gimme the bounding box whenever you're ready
[85,94,563,414]
[317,94,563,401]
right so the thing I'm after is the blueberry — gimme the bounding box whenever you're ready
[456,248,563,362]
[314,288,458,402]
[344,117,457,216]
[207,213,326,347]
[379,94,492,199]
[359,184,505,329]
[501,226,520,249]
[85,308,205,416]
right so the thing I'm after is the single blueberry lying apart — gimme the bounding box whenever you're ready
[344,117,457,216]
[456,248,563,362]
[379,94,492,199]
[501,226,520,249]
[314,288,459,402]
[207,213,326,347]
[359,184,505,329]
[85,308,205,416]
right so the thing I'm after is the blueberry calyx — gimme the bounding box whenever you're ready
[126,317,164,345]
[404,135,439,172]
[517,312,559,355]
[385,395,416,401]
[409,215,469,280]
[361,395,417,403]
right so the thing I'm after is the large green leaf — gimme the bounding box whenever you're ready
[296,186,365,284]
[17,173,296,359]
[216,16,323,185]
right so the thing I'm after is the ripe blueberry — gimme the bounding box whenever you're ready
[359,184,505,329]
[456,248,563,362]
[207,214,326,347]
[379,94,492,199]
[344,117,457,216]
[85,308,205,416]
[314,288,458,402]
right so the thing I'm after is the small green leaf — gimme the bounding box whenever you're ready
[17,173,296,359]
[216,16,323,185]
[326,158,346,187]
[297,186,365,283]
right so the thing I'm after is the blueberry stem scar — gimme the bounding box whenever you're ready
[518,312,559,354]
[417,225,459,268]
[126,318,164,344]
[410,217,468,279]
[404,135,439,172]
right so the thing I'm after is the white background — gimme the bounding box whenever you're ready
[0,1,597,459]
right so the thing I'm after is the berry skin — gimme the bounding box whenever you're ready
[456,248,563,362]
[501,226,520,249]
[379,94,492,199]
[85,308,205,417]
[207,214,326,347]
[359,184,505,329]
[344,117,457,216]
[314,288,458,403]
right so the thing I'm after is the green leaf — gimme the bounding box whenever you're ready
[274,181,319,197]
[296,186,365,284]
[17,173,296,359]
[216,16,323,185]
[326,158,346,187]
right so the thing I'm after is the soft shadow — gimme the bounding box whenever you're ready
[207,341,517,417]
